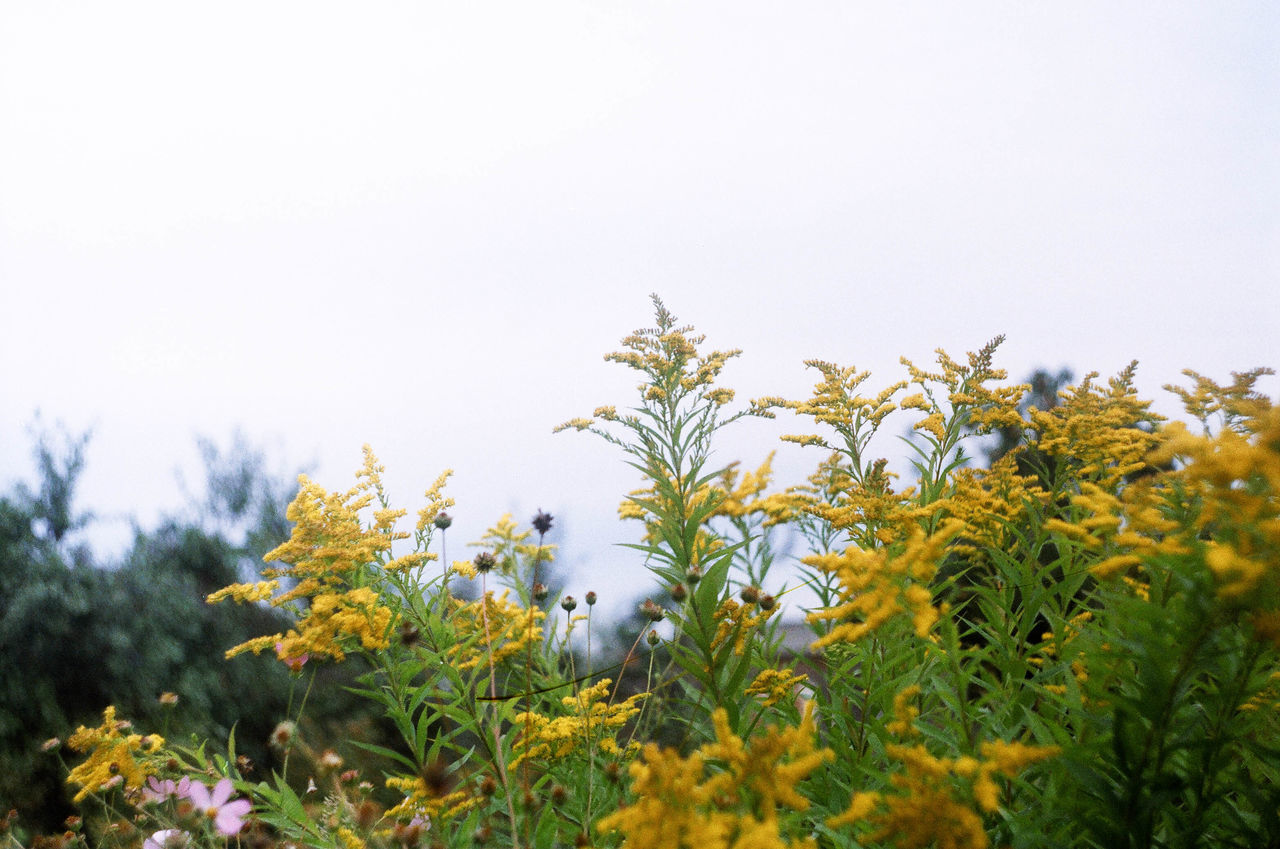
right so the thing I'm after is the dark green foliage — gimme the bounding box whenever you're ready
[0,425,299,832]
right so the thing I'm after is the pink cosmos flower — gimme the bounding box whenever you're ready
[275,641,309,672]
[143,829,189,849]
[142,776,191,804]
[186,778,251,836]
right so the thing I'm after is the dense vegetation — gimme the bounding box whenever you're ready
[4,298,1278,849]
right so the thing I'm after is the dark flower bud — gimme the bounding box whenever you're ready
[585,591,597,606]
[641,599,665,622]
[433,512,453,530]
[355,800,381,830]
[400,622,420,646]
[561,596,577,612]
[532,583,549,602]
[739,585,761,605]
[686,566,703,586]
[670,582,688,603]
[646,629,660,647]
[532,510,554,535]
[474,552,496,573]
[551,784,568,804]
[479,776,498,797]
[759,594,777,611]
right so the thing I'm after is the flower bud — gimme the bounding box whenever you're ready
[585,591,597,606]
[670,582,688,603]
[474,552,496,573]
[433,512,453,530]
[646,629,660,647]
[532,583,549,603]
[759,593,776,611]
[561,596,577,612]
[686,566,703,586]
[641,599,665,622]
[739,585,761,605]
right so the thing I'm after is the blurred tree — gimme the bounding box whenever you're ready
[0,425,302,833]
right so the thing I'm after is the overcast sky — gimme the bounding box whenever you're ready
[1,2,1276,612]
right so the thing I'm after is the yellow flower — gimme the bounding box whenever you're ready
[745,668,809,709]
[448,590,545,670]
[808,521,962,647]
[827,734,1058,847]
[65,707,164,804]
[597,704,830,849]
[511,678,646,768]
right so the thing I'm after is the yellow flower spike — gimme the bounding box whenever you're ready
[65,707,163,804]
[415,468,454,534]
[746,668,809,708]
[598,705,831,849]
[886,685,923,737]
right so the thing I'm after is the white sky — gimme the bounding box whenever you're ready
[1,2,1277,614]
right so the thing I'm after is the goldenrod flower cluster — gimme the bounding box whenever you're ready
[745,668,809,709]
[448,590,545,670]
[781,360,905,457]
[829,690,1058,849]
[384,775,480,823]
[65,706,164,804]
[1152,401,1280,632]
[1028,364,1162,490]
[711,454,806,528]
[511,678,646,768]
[940,455,1044,555]
[1045,375,1279,639]
[900,337,1026,437]
[806,521,963,647]
[209,446,443,662]
[597,705,832,849]
[711,597,779,656]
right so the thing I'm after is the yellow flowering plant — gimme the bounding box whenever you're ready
[47,300,1280,849]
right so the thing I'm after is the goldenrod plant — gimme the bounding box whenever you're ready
[34,300,1278,849]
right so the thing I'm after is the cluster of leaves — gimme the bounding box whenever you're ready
[19,298,1280,849]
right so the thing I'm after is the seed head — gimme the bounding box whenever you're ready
[531,510,554,535]
[739,585,761,605]
[474,552,496,573]
[271,721,296,748]
[759,593,777,611]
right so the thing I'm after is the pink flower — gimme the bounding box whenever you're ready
[142,776,191,804]
[143,830,189,849]
[186,778,251,836]
[275,641,309,672]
